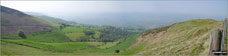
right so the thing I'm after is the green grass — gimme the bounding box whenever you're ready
[61,27,84,32]
[12,27,87,42]
[27,30,69,43]
[43,42,90,52]
[1,29,70,43]
[1,25,140,55]
[65,33,86,41]
[86,42,105,46]
[1,41,109,55]
[1,41,52,55]
[67,34,140,53]
[97,34,140,53]
[98,41,120,49]
[1,33,140,54]
[62,27,101,41]
[1,39,94,52]
[1,39,53,50]
[25,26,101,42]
[94,31,101,39]
[119,42,148,55]
[1,34,21,39]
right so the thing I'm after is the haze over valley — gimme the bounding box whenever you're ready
[2,1,227,29]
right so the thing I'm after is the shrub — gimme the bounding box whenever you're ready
[18,30,26,39]
[115,50,120,53]
[84,30,95,36]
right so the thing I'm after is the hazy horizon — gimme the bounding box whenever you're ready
[2,1,227,28]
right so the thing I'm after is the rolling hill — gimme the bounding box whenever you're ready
[25,12,77,25]
[125,19,228,55]
[1,6,55,35]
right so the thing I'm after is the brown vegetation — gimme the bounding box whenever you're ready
[1,6,55,35]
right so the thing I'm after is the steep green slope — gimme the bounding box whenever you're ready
[128,19,227,55]
[1,6,55,35]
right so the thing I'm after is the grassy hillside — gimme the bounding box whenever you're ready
[1,34,140,55]
[1,6,55,35]
[31,15,78,26]
[10,26,101,43]
[128,19,228,55]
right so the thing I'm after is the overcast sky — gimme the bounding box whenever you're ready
[1,1,227,20]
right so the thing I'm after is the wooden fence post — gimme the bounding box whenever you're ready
[209,29,222,56]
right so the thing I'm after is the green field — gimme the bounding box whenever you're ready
[1,25,140,55]
[9,26,102,43]
[1,12,140,55]
[1,34,140,55]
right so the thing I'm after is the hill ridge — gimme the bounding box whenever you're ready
[128,19,226,55]
[1,6,55,35]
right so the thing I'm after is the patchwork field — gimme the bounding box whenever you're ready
[1,29,140,55]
